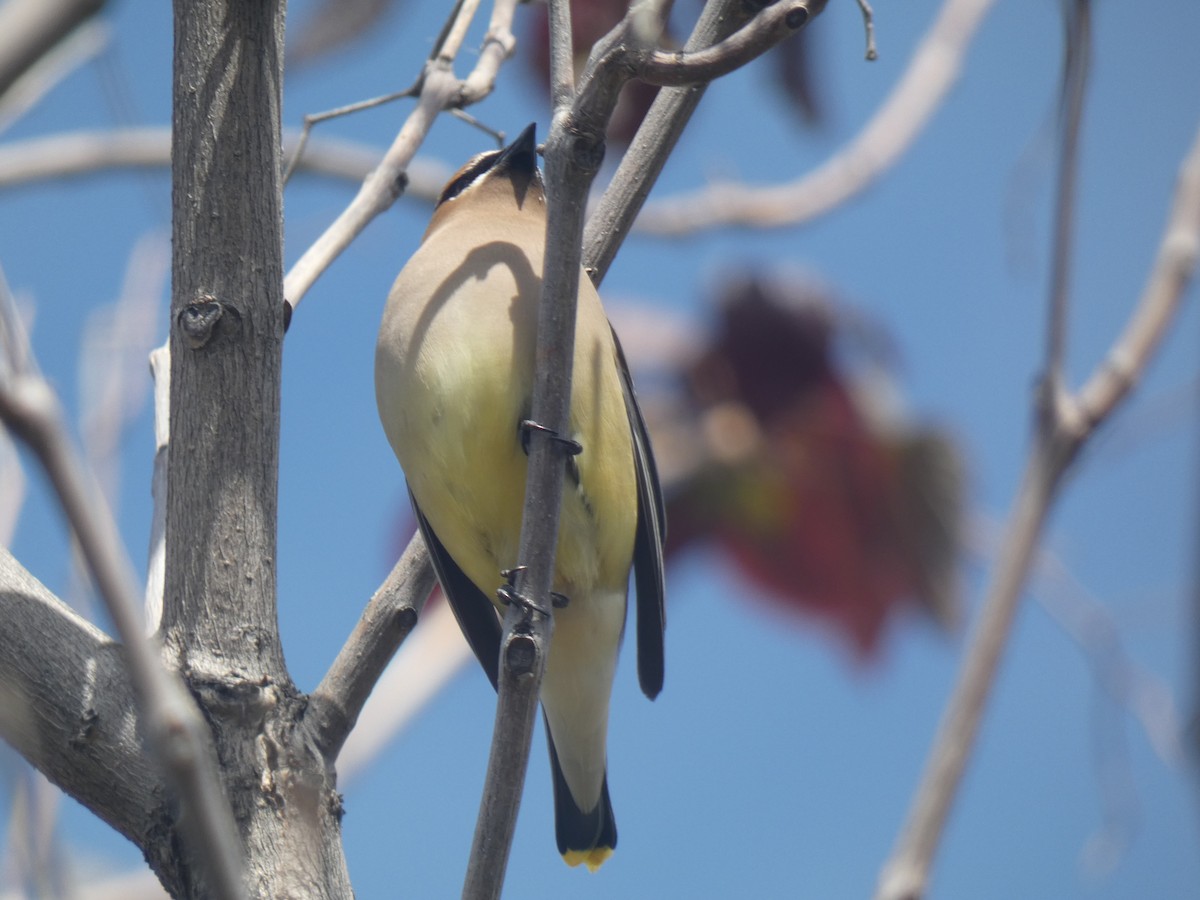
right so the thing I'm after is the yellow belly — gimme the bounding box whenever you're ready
[375,223,637,605]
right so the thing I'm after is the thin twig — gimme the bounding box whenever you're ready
[0,279,244,900]
[636,1,820,87]
[0,127,451,200]
[448,107,506,145]
[1071,135,1200,427]
[547,0,574,109]
[1043,0,1091,409]
[144,342,168,631]
[856,0,878,61]
[635,0,998,234]
[437,0,483,63]
[283,0,518,312]
[281,84,420,184]
[307,533,436,762]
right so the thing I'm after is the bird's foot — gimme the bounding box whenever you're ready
[496,567,569,615]
[519,419,583,457]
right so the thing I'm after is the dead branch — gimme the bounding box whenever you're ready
[635,0,999,234]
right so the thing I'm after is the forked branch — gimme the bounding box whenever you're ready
[874,6,1200,893]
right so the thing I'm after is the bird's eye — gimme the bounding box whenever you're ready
[437,151,501,206]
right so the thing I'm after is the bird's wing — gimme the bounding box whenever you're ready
[610,325,666,699]
[409,486,502,690]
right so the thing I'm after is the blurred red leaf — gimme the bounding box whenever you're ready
[668,274,962,659]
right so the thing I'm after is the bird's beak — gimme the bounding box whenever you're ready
[494,123,538,178]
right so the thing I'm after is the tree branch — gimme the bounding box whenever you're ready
[636,1,817,87]
[635,0,999,234]
[1072,131,1200,429]
[0,127,449,201]
[874,75,1200,900]
[290,0,522,778]
[584,0,795,282]
[0,0,106,100]
[462,0,586,891]
[0,17,108,136]
[163,0,288,679]
[335,598,473,786]
[0,289,243,899]
[283,0,519,312]
[1042,0,1090,407]
[0,546,161,849]
[307,533,436,762]
[463,2,832,891]
[161,3,355,896]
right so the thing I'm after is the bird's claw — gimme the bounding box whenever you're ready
[496,583,551,618]
[520,419,583,457]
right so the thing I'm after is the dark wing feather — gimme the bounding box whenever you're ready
[409,486,502,690]
[610,326,666,699]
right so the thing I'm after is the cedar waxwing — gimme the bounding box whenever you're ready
[375,124,665,870]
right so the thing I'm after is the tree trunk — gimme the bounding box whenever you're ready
[157,0,353,895]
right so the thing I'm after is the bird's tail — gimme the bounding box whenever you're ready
[547,728,617,871]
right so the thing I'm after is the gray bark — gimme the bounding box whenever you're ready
[0,546,162,847]
[159,0,352,895]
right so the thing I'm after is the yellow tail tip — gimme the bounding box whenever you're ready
[562,846,614,872]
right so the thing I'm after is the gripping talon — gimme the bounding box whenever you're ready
[496,583,551,617]
[520,419,583,457]
[501,565,527,582]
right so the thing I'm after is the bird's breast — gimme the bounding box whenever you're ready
[375,225,638,605]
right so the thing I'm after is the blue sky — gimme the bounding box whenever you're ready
[1,0,1198,897]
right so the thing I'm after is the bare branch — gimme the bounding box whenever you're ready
[856,0,878,61]
[144,342,168,632]
[464,0,599,891]
[875,448,1064,900]
[0,546,161,848]
[335,599,473,786]
[0,294,244,899]
[457,0,520,105]
[284,0,518,312]
[282,86,419,184]
[307,533,436,762]
[636,0,999,234]
[875,82,1200,900]
[0,127,450,200]
[437,0,483,62]
[546,0,574,109]
[584,0,791,281]
[0,0,106,99]
[1072,131,1200,430]
[0,18,108,136]
[636,1,819,87]
[1042,1,1091,408]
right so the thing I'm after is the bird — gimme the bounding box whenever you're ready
[375,123,665,871]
